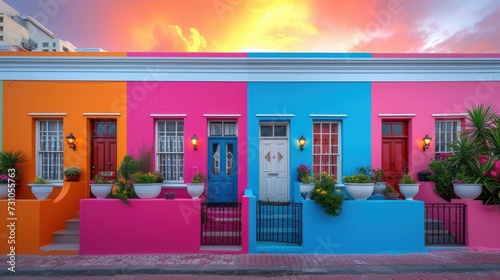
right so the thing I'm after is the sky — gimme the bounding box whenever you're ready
[3,0,500,53]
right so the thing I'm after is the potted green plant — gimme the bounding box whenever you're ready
[131,171,162,199]
[63,166,82,182]
[399,172,420,200]
[343,172,374,200]
[297,164,314,200]
[28,175,54,200]
[312,172,343,217]
[451,158,487,200]
[187,172,206,199]
[372,168,385,194]
[90,174,114,199]
[383,184,399,200]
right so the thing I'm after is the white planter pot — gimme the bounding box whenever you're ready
[28,184,54,200]
[373,182,386,195]
[0,183,8,199]
[399,184,420,200]
[299,183,315,200]
[134,183,162,199]
[186,183,205,199]
[453,183,482,200]
[90,184,113,199]
[345,183,374,200]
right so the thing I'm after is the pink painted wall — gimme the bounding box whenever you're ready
[452,199,500,250]
[373,53,500,58]
[372,81,500,202]
[126,81,248,199]
[80,199,202,254]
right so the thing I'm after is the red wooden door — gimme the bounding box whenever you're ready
[381,121,408,194]
[91,121,117,182]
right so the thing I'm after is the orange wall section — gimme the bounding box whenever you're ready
[2,81,127,198]
[0,52,126,57]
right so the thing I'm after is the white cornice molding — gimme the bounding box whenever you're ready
[431,113,468,117]
[1,56,499,82]
[150,114,187,117]
[28,112,67,116]
[203,114,241,118]
[379,114,416,117]
[83,113,121,116]
[309,114,348,118]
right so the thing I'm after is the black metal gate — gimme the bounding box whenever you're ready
[257,201,302,245]
[201,203,242,245]
[424,203,466,245]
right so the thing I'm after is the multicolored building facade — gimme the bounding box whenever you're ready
[1,52,500,255]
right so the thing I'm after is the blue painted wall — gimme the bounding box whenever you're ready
[247,81,372,200]
[247,53,373,201]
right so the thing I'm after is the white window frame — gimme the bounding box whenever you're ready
[312,121,341,181]
[155,120,184,183]
[36,119,64,182]
[435,120,462,157]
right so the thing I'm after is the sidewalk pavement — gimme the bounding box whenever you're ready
[2,249,500,278]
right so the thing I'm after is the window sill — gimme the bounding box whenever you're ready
[161,183,187,189]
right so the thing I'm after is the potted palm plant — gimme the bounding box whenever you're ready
[0,150,28,190]
[186,172,206,199]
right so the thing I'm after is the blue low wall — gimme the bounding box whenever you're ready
[248,192,427,254]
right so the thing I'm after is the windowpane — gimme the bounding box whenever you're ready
[274,125,287,136]
[156,120,184,181]
[37,120,63,181]
[312,122,340,180]
[224,123,237,136]
[393,124,403,135]
[435,120,461,158]
[261,126,273,137]
[210,123,222,136]
[382,124,391,135]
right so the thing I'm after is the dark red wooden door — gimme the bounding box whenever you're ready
[91,121,117,182]
[381,121,408,194]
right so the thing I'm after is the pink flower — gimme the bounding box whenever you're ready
[478,155,489,165]
[494,161,500,169]
[491,171,498,177]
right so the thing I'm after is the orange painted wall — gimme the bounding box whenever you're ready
[2,81,127,198]
[0,52,126,57]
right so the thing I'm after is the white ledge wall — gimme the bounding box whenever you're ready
[0,56,499,82]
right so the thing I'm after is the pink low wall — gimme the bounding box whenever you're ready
[453,199,500,250]
[80,199,201,255]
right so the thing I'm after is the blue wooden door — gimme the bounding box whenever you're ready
[207,137,238,203]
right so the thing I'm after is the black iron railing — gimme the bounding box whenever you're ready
[424,203,466,245]
[257,201,302,245]
[201,203,242,245]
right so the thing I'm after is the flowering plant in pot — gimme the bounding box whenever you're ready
[343,172,374,200]
[312,172,343,217]
[371,168,386,194]
[28,175,54,200]
[63,166,82,181]
[399,172,419,200]
[131,171,162,199]
[187,172,206,199]
[90,175,114,199]
[297,164,314,199]
[383,184,399,200]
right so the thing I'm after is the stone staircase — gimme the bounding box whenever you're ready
[424,219,458,245]
[40,215,79,252]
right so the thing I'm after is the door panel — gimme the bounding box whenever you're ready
[92,138,117,180]
[260,139,289,202]
[207,138,238,203]
[381,121,408,194]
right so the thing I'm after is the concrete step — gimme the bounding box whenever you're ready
[65,219,80,230]
[425,219,445,230]
[53,230,80,244]
[40,243,79,252]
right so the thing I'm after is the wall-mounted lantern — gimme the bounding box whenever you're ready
[298,135,306,151]
[191,134,198,151]
[66,133,76,151]
[422,134,432,151]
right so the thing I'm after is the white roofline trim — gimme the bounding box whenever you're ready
[1,56,499,82]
